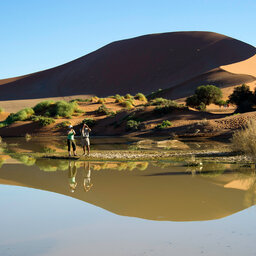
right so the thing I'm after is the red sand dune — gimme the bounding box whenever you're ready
[0,31,255,105]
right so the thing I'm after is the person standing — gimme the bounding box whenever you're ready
[81,123,91,156]
[67,125,77,157]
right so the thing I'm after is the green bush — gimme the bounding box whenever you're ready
[55,121,71,128]
[0,122,7,128]
[121,100,134,109]
[135,93,147,102]
[155,120,172,129]
[33,100,77,117]
[31,116,55,126]
[91,96,99,103]
[186,85,222,109]
[33,101,54,115]
[50,101,77,117]
[97,98,106,104]
[228,84,254,112]
[149,98,178,106]
[124,94,134,100]
[97,104,112,115]
[69,98,90,103]
[154,101,186,115]
[115,95,125,103]
[147,88,163,99]
[0,108,3,114]
[74,107,85,114]
[5,108,34,124]
[126,120,141,131]
[82,118,95,126]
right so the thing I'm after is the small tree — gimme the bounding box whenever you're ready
[186,85,222,110]
[228,84,254,112]
[186,95,200,108]
[195,85,222,105]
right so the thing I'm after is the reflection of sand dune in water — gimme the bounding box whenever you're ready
[0,163,256,222]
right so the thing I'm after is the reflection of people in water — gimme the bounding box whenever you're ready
[68,161,77,193]
[83,162,93,192]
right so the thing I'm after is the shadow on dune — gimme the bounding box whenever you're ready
[0,31,255,101]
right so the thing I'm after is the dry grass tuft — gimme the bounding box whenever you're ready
[231,119,256,157]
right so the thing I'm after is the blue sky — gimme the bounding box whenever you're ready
[0,0,255,79]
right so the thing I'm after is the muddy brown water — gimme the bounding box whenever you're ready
[0,138,256,256]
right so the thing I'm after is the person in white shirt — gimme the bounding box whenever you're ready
[81,123,91,156]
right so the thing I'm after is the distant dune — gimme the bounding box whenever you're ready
[0,31,255,111]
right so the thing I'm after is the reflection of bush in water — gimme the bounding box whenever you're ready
[35,159,69,171]
[243,179,256,207]
[91,161,149,171]
[0,157,5,168]
[41,147,56,153]
[153,161,175,169]
[199,163,227,177]
[136,162,148,171]
[12,155,36,166]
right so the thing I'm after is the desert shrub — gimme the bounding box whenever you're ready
[41,147,56,153]
[108,111,116,117]
[0,123,6,128]
[229,84,254,112]
[97,98,106,104]
[124,94,134,100]
[50,101,77,117]
[155,120,172,129]
[126,120,141,131]
[91,96,99,103]
[69,98,90,103]
[231,120,256,157]
[115,95,125,103]
[56,121,71,128]
[149,98,179,106]
[82,118,95,126]
[33,100,77,117]
[5,108,34,124]
[147,88,163,99]
[97,104,112,115]
[154,101,186,115]
[33,100,54,115]
[31,116,55,126]
[74,107,85,114]
[135,93,147,102]
[121,100,134,109]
